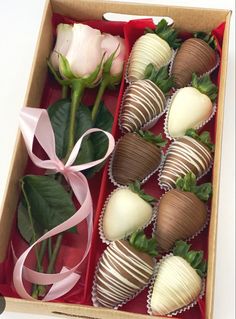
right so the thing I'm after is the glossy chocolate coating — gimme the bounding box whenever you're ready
[156,189,207,252]
[95,240,154,308]
[112,133,162,185]
[172,38,217,88]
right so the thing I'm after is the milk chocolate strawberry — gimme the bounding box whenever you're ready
[156,173,211,252]
[167,74,218,138]
[150,241,206,315]
[102,182,156,241]
[127,19,181,82]
[120,64,174,132]
[172,32,217,88]
[112,131,166,185]
[159,129,214,190]
[94,231,157,308]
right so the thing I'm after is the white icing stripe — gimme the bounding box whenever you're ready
[96,241,153,308]
[160,136,212,187]
[150,256,202,315]
[121,80,165,131]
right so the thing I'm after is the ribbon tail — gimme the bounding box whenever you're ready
[43,267,81,301]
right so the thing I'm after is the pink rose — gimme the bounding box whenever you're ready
[50,24,73,71]
[101,34,126,77]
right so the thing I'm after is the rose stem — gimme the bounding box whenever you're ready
[91,78,109,123]
[65,81,85,161]
[47,234,63,274]
[62,85,68,99]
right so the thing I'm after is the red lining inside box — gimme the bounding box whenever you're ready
[0,12,225,319]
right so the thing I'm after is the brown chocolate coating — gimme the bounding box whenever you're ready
[112,133,162,185]
[159,136,212,190]
[156,189,207,252]
[120,80,166,132]
[95,240,154,308]
[172,38,217,88]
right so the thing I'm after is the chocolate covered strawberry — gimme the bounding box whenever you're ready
[120,64,174,132]
[156,173,211,252]
[102,182,156,241]
[111,130,166,185]
[150,241,206,315]
[94,231,157,308]
[167,74,218,138]
[159,129,214,190]
[171,32,218,88]
[127,19,181,82]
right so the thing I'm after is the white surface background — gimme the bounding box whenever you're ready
[0,0,235,318]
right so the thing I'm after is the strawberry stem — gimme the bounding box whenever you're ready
[193,31,217,50]
[173,241,207,278]
[144,64,175,94]
[129,231,158,257]
[175,172,212,202]
[192,73,218,102]
[185,128,214,152]
[137,130,167,148]
[128,181,157,205]
[145,19,182,49]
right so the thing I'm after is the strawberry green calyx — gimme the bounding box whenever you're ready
[145,19,182,49]
[185,128,215,152]
[173,241,207,278]
[138,130,167,148]
[144,64,175,94]
[129,181,157,205]
[193,31,217,50]
[176,172,212,202]
[192,73,218,102]
[129,231,158,257]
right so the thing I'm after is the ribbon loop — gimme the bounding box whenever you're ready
[13,107,115,301]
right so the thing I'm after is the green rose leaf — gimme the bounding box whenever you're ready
[20,175,76,231]
[85,102,113,178]
[18,200,44,244]
[48,99,94,165]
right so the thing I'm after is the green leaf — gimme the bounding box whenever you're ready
[173,241,207,278]
[47,98,71,159]
[145,19,182,49]
[137,130,167,148]
[48,99,94,164]
[21,175,76,231]
[191,73,218,102]
[58,54,76,80]
[85,102,113,178]
[176,172,212,201]
[129,231,158,257]
[128,181,156,205]
[173,240,191,258]
[185,129,214,152]
[144,64,175,94]
[18,200,44,244]
[193,31,217,50]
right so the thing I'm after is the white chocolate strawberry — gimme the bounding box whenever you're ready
[150,241,206,316]
[167,74,218,138]
[127,19,181,82]
[103,183,155,241]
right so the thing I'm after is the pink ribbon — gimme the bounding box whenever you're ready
[13,107,115,301]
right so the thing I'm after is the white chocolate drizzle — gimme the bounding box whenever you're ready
[160,136,212,189]
[95,240,154,308]
[120,79,165,132]
[128,33,172,82]
[150,256,202,315]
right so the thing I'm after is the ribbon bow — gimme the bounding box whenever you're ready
[13,107,115,301]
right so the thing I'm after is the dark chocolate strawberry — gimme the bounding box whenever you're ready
[112,131,166,185]
[156,173,211,252]
[94,231,157,308]
[171,32,217,88]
